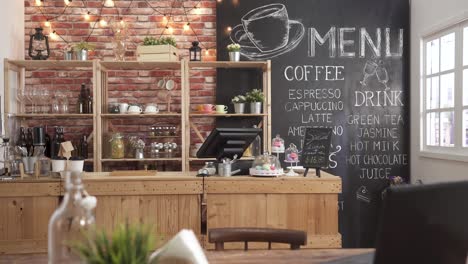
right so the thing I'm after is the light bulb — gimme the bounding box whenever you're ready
[35,0,42,6]
[183,23,190,31]
[104,0,114,7]
[120,19,125,25]
[45,20,51,27]
[162,15,167,22]
[205,49,209,56]
[193,7,200,15]
[99,19,107,27]
[167,26,174,34]
[217,0,222,2]
[84,12,90,20]
[227,26,232,32]
[64,0,71,6]
[50,31,58,40]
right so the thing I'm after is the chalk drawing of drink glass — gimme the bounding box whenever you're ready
[376,64,389,90]
[360,60,378,86]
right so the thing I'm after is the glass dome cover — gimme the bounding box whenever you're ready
[271,134,285,153]
[249,152,284,176]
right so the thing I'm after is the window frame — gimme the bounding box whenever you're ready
[420,19,468,160]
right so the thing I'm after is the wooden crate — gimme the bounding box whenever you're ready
[136,45,179,62]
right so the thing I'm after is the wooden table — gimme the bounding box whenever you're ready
[0,249,374,264]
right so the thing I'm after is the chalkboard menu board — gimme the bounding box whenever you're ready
[216,0,410,248]
[301,128,332,169]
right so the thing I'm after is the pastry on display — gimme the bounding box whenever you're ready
[271,134,285,153]
[249,152,284,177]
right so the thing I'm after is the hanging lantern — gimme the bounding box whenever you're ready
[189,41,202,61]
[28,28,50,60]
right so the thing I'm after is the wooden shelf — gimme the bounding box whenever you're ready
[7,60,93,70]
[101,113,181,118]
[188,61,268,70]
[189,113,267,117]
[100,61,181,71]
[189,157,255,161]
[147,136,180,139]
[11,114,94,118]
[101,158,182,162]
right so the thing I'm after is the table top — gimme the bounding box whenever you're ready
[0,249,374,264]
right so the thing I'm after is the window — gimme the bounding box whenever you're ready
[422,21,468,157]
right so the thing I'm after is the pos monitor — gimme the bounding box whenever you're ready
[196,127,262,160]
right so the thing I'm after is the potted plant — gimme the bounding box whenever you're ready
[231,95,247,114]
[137,36,179,62]
[246,89,265,114]
[227,43,241,62]
[73,41,95,61]
[72,223,158,264]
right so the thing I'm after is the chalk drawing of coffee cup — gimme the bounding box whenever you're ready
[230,3,305,60]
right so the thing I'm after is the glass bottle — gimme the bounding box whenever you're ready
[110,133,125,159]
[80,135,88,159]
[48,172,94,264]
[86,87,93,114]
[77,84,86,114]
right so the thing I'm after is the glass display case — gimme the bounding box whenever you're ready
[249,152,283,177]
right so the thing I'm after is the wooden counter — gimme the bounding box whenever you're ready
[0,171,341,254]
[204,171,341,249]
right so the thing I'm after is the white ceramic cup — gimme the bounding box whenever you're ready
[215,105,228,113]
[68,160,84,172]
[119,103,129,113]
[51,159,66,172]
[144,104,159,113]
[128,105,142,113]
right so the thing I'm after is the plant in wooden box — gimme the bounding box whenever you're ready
[71,223,158,264]
[227,43,241,62]
[231,95,247,114]
[74,41,95,61]
[137,36,179,62]
[246,89,265,114]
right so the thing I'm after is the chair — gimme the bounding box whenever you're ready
[208,227,307,251]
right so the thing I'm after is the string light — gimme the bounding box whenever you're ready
[162,14,167,22]
[183,23,190,31]
[44,20,51,27]
[84,11,90,20]
[120,18,125,25]
[205,49,209,56]
[227,26,232,32]
[99,18,107,27]
[167,26,174,34]
[49,31,58,40]
[217,0,222,2]
[35,0,42,6]
[64,0,71,6]
[104,0,114,7]
[193,7,200,15]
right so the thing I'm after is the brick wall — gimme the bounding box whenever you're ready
[22,0,217,170]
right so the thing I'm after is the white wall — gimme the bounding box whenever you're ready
[0,0,24,133]
[411,0,468,183]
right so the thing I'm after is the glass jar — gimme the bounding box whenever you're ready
[48,172,95,264]
[110,133,125,159]
[285,143,300,163]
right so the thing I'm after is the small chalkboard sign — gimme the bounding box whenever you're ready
[301,128,332,177]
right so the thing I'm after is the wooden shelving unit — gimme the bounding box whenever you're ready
[4,59,271,173]
[3,59,99,171]
[184,61,272,171]
[96,60,186,172]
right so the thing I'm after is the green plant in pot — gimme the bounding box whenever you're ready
[231,94,247,114]
[246,89,265,114]
[74,41,95,61]
[71,223,160,264]
[227,43,241,62]
[142,36,177,47]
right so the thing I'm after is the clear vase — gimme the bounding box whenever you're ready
[48,172,95,264]
[113,39,126,61]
